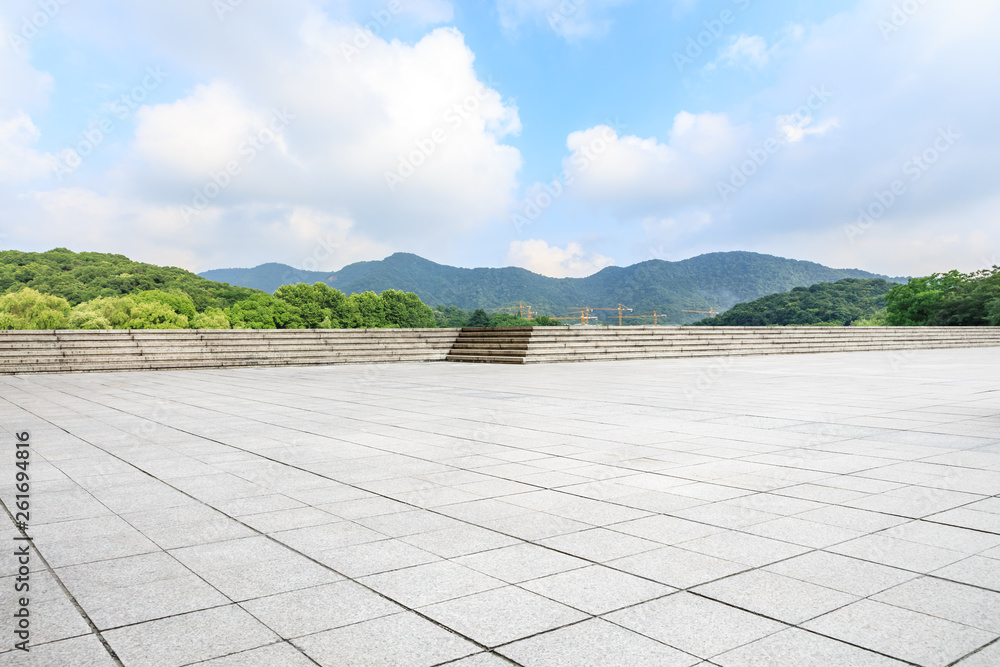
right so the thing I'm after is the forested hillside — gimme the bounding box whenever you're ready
[0,248,259,309]
[693,279,893,326]
[885,268,1000,326]
[0,249,436,330]
[203,251,903,323]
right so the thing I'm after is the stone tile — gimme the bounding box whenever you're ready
[880,521,1000,554]
[610,515,725,545]
[952,640,1000,666]
[73,574,229,630]
[169,536,294,572]
[873,576,1000,633]
[455,543,589,583]
[607,592,787,659]
[401,525,520,558]
[678,532,809,567]
[803,600,995,667]
[932,556,1000,592]
[196,556,343,601]
[828,534,969,573]
[292,611,478,666]
[240,581,403,639]
[538,528,662,562]
[421,585,588,647]
[713,628,908,667]
[194,641,318,666]
[521,565,673,614]
[694,570,858,624]
[314,538,440,578]
[271,521,386,554]
[743,516,863,549]
[360,560,505,608]
[443,653,520,666]
[103,604,279,667]
[498,618,698,667]
[609,546,748,589]
[763,551,917,597]
[0,634,118,667]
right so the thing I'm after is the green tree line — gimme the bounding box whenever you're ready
[885,267,1000,325]
[693,278,894,326]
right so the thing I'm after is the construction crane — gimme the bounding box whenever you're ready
[486,302,533,318]
[620,311,668,326]
[682,307,719,318]
[551,307,597,326]
[592,304,633,326]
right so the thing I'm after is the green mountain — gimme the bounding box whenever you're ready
[201,252,904,324]
[0,248,261,309]
[693,278,894,326]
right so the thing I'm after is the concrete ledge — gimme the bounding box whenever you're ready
[3,326,999,373]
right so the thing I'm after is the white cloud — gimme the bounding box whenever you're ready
[497,0,628,40]
[560,112,745,217]
[507,239,613,277]
[2,5,523,270]
[715,34,770,69]
[0,112,54,181]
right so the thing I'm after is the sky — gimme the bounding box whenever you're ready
[1,0,997,278]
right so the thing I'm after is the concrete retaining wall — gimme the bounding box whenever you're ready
[445,326,1000,364]
[2,326,998,374]
[0,328,461,374]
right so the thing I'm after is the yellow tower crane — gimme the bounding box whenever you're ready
[592,304,633,326]
[682,307,719,318]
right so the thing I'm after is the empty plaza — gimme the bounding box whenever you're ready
[1,347,999,666]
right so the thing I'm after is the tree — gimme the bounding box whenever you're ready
[273,282,354,328]
[350,291,389,328]
[226,293,302,329]
[381,289,436,328]
[434,305,468,328]
[191,308,231,329]
[0,288,71,329]
[67,295,191,329]
[465,309,491,328]
[132,290,197,319]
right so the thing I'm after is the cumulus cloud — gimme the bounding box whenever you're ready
[715,34,771,69]
[560,112,745,217]
[497,0,628,40]
[507,239,613,277]
[1,3,523,270]
[0,112,54,182]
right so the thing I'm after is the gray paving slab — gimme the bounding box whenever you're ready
[1,347,999,665]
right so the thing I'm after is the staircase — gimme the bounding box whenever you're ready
[444,327,533,364]
[0,328,461,374]
[446,326,1000,364]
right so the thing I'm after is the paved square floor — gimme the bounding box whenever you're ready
[1,347,999,666]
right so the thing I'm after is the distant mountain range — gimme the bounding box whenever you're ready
[200,252,905,324]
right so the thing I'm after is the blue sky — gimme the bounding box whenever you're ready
[1,0,997,278]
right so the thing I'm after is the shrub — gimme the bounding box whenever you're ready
[191,307,230,329]
[0,288,71,329]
